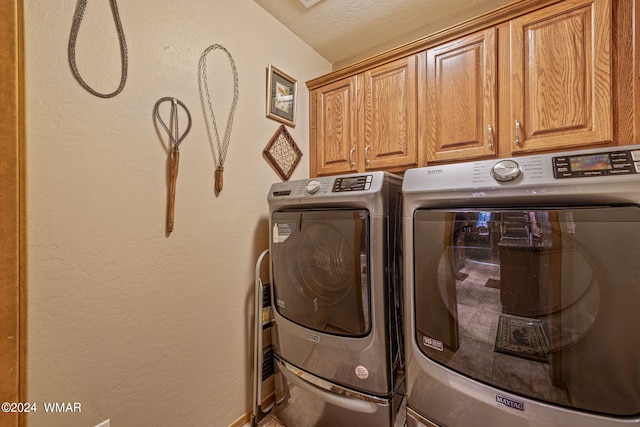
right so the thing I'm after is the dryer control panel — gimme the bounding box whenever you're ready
[553,149,640,179]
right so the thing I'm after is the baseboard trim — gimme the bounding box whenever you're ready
[228,410,252,427]
[228,392,276,427]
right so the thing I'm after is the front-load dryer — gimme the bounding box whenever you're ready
[402,145,640,426]
[268,172,404,427]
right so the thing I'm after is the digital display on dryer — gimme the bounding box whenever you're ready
[569,154,612,171]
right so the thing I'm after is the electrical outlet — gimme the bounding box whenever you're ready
[95,420,110,427]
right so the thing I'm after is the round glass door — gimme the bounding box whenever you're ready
[272,209,370,336]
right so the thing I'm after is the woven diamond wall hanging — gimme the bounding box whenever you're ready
[263,125,302,181]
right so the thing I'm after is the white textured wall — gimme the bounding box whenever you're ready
[24,1,330,426]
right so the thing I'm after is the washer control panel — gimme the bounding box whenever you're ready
[332,175,373,192]
[269,173,380,199]
[553,149,640,179]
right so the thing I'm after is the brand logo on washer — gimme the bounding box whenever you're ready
[306,333,320,343]
[426,169,443,175]
[423,336,444,351]
[494,165,517,173]
[496,394,525,411]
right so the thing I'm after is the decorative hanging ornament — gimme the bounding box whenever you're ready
[68,0,128,98]
[153,97,192,235]
[197,44,239,193]
[263,125,302,181]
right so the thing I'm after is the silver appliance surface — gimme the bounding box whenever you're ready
[273,356,404,427]
[268,172,396,215]
[268,171,405,426]
[403,145,640,207]
[403,145,640,426]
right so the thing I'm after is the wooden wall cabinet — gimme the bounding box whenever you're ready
[505,0,612,155]
[310,76,358,176]
[308,0,633,176]
[310,54,423,176]
[361,54,421,171]
[426,28,498,163]
[427,0,612,163]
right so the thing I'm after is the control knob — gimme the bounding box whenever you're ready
[305,180,321,194]
[491,160,521,181]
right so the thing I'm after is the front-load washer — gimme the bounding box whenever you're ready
[268,171,404,427]
[402,145,640,426]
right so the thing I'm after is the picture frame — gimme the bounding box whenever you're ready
[263,125,303,181]
[266,65,297,127]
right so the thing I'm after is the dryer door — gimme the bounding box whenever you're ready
[271,209,370,337]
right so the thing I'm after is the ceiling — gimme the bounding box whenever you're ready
[254,0,516,69]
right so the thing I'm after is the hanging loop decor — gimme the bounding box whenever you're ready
[197,44,239,193]
[68,0,128,98]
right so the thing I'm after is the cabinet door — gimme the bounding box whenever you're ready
[312,76,358,176]
[426,28,498,163]
[362,54,420,170]
[508,0,612,154]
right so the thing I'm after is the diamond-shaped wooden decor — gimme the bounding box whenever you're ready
[263,125,302,181]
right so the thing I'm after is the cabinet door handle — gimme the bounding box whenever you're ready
[365,145,371,165]
[487,124,494,150]
[514,120,521,146]
[349,147,356,167]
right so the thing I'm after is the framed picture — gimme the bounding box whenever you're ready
[267,65,297,127]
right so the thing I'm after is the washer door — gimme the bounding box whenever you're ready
[412,206,640,417]
[271,209,370,337]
